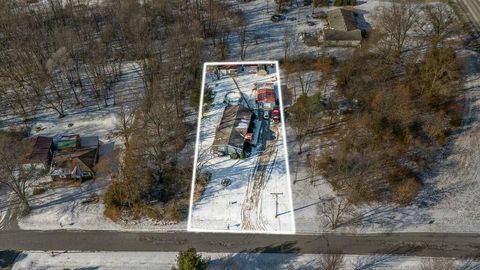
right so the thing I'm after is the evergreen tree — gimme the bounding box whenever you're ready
[173,248,208,270]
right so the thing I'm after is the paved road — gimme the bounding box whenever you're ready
[2,230,480,258]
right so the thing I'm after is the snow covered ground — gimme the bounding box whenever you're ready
[223,0,355,62]
[9,63,184,232]
[4,0,480,236]
[288,37,480,233]
[10,251,480,270]
[189,64,294,233]
[17,176,186,231]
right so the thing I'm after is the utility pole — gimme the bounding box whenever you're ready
[271,192,283,218]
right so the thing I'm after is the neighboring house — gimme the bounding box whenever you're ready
[324,29,362,47]
[327,8,357,32]
[23,136,54,170]
[211,105,254,158]
[50,134,100,182]
[324,8,362,47]
[50,148,98,182]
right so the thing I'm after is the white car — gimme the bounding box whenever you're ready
[263,110,270,120]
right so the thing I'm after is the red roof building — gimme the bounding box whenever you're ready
[256,88,276,110]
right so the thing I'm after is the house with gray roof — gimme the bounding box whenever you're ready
[325,8,362,47]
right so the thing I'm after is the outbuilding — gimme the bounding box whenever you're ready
[325,8,362,47]
[23,136,54,170]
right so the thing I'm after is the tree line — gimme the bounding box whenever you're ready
[0,0,250,220]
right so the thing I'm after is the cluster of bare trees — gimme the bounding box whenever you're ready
[373,0,460,59]
[0,131,45,214]
[0,0,246,124]
[0,0,248,221]
[314,1,463,204]
[0,0,129,119]
[285,1,461,206]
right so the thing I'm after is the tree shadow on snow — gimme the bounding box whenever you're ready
[0,250,23,268]
[208,242,319,270]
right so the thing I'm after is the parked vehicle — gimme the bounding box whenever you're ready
[272,108,280,123]
[271,14,285,22]
[263,110,270,120]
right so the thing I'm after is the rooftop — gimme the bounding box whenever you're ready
[25,136,53,164]
[212,105,253,149]
[324,29,362,41]
[327,8,357,32]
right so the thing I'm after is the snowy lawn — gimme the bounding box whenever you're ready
[18,173,185,232]
[11,251,480,270]
[223,0,355,61]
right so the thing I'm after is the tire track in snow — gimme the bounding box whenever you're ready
[241,126,279,231]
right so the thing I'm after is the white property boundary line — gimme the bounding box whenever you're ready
[187,61,296,235]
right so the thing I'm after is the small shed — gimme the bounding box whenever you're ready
[23,136,54,169]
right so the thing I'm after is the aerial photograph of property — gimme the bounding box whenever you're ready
[188,62,295,233]
[1,0,480,269]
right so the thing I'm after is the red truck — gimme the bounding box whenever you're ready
[272,108,280,123]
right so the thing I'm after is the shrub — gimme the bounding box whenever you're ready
[104,205,122,222]
[193,173,209,203]
[393,178,421,206]
[173,248,208,270]
[164,200,182,222]
[32,187,47,196]
[104,181,130,209]
[190,79,213,111]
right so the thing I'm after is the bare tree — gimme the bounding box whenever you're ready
[283,26,296,62]
[319,197,358,230]
[419,4,460,49]
[46,46,84,107]
[319,254,346,270]
[374,0,419,57]
[0,134,44,213]
[275,0,292,12]
[114,104,136,149]
[233,11,249,60]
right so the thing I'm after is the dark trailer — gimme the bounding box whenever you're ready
[211,105,254,158]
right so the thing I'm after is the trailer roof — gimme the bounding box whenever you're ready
[212,105,253,149]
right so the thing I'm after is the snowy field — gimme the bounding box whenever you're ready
[222,0,356,62]
[17,176,186,231]
[189,64,294,233]
[10,251,480,270]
